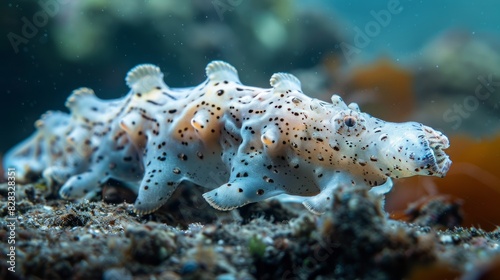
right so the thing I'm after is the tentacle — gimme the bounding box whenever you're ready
[59,169,108,199]
[203,178,285,211]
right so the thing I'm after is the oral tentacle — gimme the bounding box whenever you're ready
[422,125,452,177]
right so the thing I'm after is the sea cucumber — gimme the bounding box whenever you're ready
[3,61,452,214]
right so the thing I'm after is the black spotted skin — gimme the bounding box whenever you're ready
[3,61,452,214]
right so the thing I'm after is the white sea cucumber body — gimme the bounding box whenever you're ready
[4,61,452,214]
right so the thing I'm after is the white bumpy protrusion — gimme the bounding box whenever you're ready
[205,60,240,83]
[270,73,301,92]
[348,102,361,112]
[65,87,95,108]
[126,64,165,92]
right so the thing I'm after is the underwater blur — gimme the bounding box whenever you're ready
[2,1,500,279]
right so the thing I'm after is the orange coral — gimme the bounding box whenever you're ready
[407,264,461,280]
[340,59,415,122]
[387,134,500,231]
